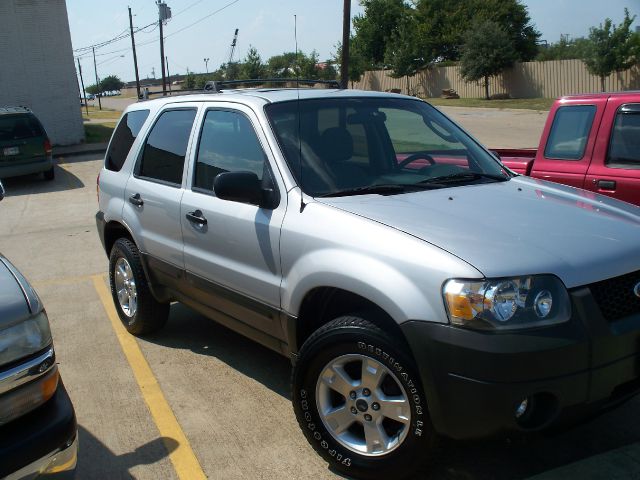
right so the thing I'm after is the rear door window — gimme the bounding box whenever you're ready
[544,105,596,160]
[0,114,44,141]
[606,104,640,169]
[105,110,150,171]
[137,109,197,185]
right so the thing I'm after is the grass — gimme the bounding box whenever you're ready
[423,97,554,111]
[84,123,116,143]
[81,105,123,121]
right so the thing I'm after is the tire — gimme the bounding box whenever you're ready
[108,238,169,335]
[43,167,54,181]
[292,315,434,479]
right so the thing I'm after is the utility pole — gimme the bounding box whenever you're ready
[341,0,351,89]
[77,58,89,116]
[157,1,171,96]
[92,46,102,110]
[166,56,172,93]
[128,7,141,99]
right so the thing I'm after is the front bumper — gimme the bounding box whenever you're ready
[401,287,640,440]
[0,380,78,479]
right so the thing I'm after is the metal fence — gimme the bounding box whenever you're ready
[353,59,640,98]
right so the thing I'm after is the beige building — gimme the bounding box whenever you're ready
[0,0,83,145]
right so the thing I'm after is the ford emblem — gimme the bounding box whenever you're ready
[635,282,640,298]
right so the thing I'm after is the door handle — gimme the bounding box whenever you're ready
[595,180,616,190]
[186,210,207,225]
[129,193,144,206]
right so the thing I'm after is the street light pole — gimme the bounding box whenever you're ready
[129,6,141,99]
[204,57,209,73]
[341,0,351,89]
[77,58,89,116]
[92,46,102,110]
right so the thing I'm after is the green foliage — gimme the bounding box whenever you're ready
[182,72,196,89]
[85,84,100,95]
[267,52,299,78]
[240,46,266,79]
[333,40,368,84]
[536,37,591,61]
[460,19,518,99]
[352,0,409,66]
[384,10,425,79]
[582,8,639,91]
[100,75,124,92]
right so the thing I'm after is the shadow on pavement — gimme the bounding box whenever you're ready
[1,164,84,196]
[142,304,640,479]
[144,303,291,400]
[76,425,178,479]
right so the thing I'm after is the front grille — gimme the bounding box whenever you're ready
[588,270,640,322]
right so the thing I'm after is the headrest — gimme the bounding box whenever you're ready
[319,127,353,163]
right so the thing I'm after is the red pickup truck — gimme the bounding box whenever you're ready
[495,92,640,206]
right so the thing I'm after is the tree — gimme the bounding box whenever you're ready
[352,0,409,66]
[182,72,196,89]
[583,8,638,92]
[384,10,425,93]
[414,0,539,62]
[85,84,100,95]
[460,19,518,99]
[267,52,299,78]
[536,37,591,61]
[240,46,266,79]
[100,75,124,92]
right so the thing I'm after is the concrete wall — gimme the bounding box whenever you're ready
[354,59,640,99]
[0,0,84,145]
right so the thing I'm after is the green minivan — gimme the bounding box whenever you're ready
[0,107,54,180]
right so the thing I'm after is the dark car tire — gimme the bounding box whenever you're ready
[292,315,435,479]
[109,238,169,335]
[43,167,55,181]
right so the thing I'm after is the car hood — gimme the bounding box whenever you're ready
[0,255,40,329]
[317,177,640,288]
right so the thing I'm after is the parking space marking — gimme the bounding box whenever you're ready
[33,273,101,289]
[92,274,207,480]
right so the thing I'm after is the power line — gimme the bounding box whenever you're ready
[72,22,157,53]
[165,0,239,40]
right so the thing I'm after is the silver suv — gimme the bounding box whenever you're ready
[96,87,640,479]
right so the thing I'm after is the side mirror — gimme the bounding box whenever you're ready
[0,180,4,201]
[214,171,277,209]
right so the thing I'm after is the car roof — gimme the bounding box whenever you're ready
[0,106,32,116]
[128,88,417,112]
[560,91,640,101]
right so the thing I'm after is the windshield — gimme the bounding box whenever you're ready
[265,97,509,197]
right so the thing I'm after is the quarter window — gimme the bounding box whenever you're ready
[138,109,196,185]
[194,110,266,191]
[544,105,596,160]
[105,110,149,172]
[607,104,640,169]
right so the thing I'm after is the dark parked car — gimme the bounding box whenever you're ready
[0,107,54,181]
[0,180,77,478]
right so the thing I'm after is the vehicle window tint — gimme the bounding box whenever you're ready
[544,105,596,160]
[194,110,266,191]
[105,110,150,171]
[139,109,196,184]
[0,114,43,141]
[381,108,464,153]
[607,104,640,169]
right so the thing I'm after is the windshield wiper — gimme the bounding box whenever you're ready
[419,171,509,185]
[318,183,444,198]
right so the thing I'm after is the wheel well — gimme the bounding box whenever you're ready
[296,288,408,352]
[104,221,134,256]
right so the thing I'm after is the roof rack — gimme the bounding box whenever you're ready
[138,78,341,100]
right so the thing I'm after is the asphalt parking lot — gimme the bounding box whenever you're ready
[1,130,640,479]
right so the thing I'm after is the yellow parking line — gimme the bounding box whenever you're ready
[91,274,207,480]
[32,273,100,289]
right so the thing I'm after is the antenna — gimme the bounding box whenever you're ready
[295,15,306,213]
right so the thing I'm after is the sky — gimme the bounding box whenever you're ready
[66,0,640,84]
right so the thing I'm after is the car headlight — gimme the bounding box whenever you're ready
[443,275,571,330]
[0,312,52,365]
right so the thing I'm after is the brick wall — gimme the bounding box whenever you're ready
[0,0,84,145]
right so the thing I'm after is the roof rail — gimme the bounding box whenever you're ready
[137,78,342,100]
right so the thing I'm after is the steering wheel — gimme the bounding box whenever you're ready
[397,152,436,169]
